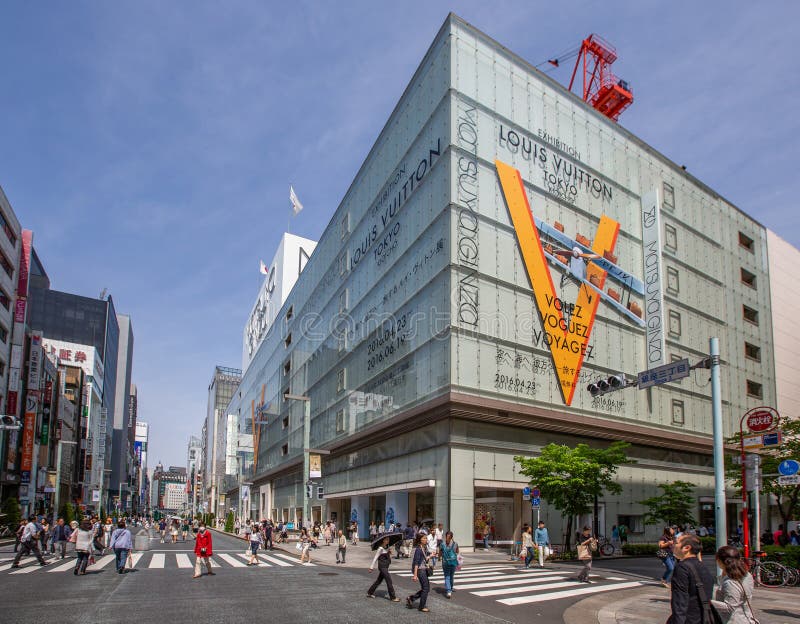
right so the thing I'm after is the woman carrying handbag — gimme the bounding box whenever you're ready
[711,546,759,623]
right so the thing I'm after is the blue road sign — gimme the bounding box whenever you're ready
[523,486,531,496]
[762,432,781,447]
[778,459,800,476]
[531,497,541,508]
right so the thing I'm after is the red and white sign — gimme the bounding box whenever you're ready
[746,407,778,433]
[14,297,26,323]
[17,230,33,297]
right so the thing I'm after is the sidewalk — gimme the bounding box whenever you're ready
[564,583,800,624]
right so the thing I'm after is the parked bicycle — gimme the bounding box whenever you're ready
[747,550,788,587]
[768,550,800,587]
[596,535,616,556]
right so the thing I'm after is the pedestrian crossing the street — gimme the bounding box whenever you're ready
[394,564,646,606]
[0,551,311,575]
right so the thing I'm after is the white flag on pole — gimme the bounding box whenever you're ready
[289,185,304,215]
[259,260,269,275]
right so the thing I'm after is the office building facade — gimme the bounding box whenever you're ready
[202,366,241,517]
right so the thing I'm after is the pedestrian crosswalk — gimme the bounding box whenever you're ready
[0,551,312,575]
[394,564,646,607]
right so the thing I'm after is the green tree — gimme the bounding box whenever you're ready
[60,502,75,525]
[515,441,634,550]
[2,497,21,527]
[726,418,800,530]
[225,511,234,533]
[639,481,696,527]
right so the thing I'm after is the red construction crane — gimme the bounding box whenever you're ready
[566,34,633,122]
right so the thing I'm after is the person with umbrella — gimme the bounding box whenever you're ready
[367,532,402,602]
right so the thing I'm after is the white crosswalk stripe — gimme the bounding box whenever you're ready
[176,554,193,568]
[396,564,647,607]
[0,550,312,574]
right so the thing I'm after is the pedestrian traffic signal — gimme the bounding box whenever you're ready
[306,484,313,499]
[587,374,628,397]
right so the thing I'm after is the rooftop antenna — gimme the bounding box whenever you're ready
[99,288,108,300]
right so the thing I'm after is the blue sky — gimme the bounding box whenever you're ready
[2,1,798,469]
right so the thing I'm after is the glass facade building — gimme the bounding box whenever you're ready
[227,15,776,547]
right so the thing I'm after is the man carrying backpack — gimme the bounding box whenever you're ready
[11,516,47,568]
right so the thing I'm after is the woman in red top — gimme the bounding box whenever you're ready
[193,523,215,579]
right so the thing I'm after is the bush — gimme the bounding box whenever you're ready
[2,497,21,528]
[700,536,716,554]
[224,511,234,533]
[622,543,659,556]
[762,545,800,569]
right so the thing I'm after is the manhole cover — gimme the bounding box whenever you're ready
[318,572,338,576]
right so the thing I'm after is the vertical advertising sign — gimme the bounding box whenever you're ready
[20,393,38,483]
[641,190,666,367]
[40,380,53,445]
[27,332,43,392]
[17,230,33,297]
[309,453,322,478]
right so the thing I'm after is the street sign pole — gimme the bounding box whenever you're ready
[753,454,761,551]
[710,338,727,555]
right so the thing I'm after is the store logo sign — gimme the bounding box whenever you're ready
[496,160,619,405]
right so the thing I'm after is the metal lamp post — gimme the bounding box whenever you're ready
[52,440,77,522]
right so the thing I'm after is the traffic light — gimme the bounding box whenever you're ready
[587,374,627,397]
[306,484,313,499]
[0,415,21,429]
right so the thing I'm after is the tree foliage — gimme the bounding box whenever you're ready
[225,510,235,533]
[639,480,696,527]
[60,502,75,525]
[726,418,800,529]
[2,497,21,527]
[515,441,634,550]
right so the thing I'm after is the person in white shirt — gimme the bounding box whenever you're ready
[11,517,47,568]
[427,525,439,571]
[367,536,400,601]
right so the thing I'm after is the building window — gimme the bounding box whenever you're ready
[662,182,675,211]
[337,332,346,353]
[671,399,684,425]
[335,408,347,433]
[282,415,289,429]
[0,211,16,247]
[281,443,288,456]
[668,310,682,337]
[339,289,348,314]
[336,368,346,393]
[0,325,7,344]
[0,361,5,377]
[286,306,294,322]
[666,266,679,294]
[746,380,763,399]
[284,333,292,348]
[670,353,683,363]
[0,288,9,310]
[738,231,754,252]
[283,360,291,376]
[740,268,756,289]
[340,213,350,239]
[338,251,348,277]
[282,386,290,402]
[664,224,677,251]
[744,342,761,362]
[0,249,12,278]
[742,305,759,325]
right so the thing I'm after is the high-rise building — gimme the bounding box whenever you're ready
[202,366,241,517]
[28,286,120,512]
[135,417,149,514]
[223,15,793,545]
[110,314,134,512]
[186,434,202,515]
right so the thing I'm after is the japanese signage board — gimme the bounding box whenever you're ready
[41,339,103,391]
[27,332,43,391]
[20,393,38,483]
[778,475,800,486]
[745,407,778,433]
[17,230,33,297]
[637,359,690,390]
[640,189,666,367]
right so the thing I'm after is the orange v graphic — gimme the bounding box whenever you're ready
[495,160,620,405]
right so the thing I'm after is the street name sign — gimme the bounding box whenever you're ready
[743,431,783,450]
[778,475,800,486]
[637,359,690,390]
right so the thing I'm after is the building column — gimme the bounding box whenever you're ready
[385,491,408,528]
[450,447,476,552]
[350,495,369,539]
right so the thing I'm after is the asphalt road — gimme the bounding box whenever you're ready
[0,531,671,624]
